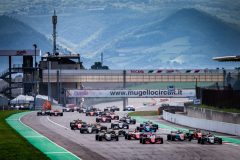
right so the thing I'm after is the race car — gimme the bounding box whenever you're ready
[95,130,119,141]
[95,123,107,131]
[137,121,158,132]
[198,133,222,145]
[85,110,99,116]
[112,128,127,137]
[80,124,99,134]
[62,107,74,112]
[79,106,94,113]
[111,121,129,129]
[70,119,87,130]
[96,116,111,123]
[50,110,63,116]
[123,105,135,111]
[104,106,120,112]
[119,116,136,124]
[167,130,186,141]
[186,129,203,141]
[125,130,144,140]
[106,112,119,120]
[37,110,51,116]
[140,133,163,144]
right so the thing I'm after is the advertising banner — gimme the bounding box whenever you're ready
[0,50,41,56]
[66,89,196,98]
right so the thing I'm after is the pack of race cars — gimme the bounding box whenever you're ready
[37,105,222,145]
[68,106,223,145]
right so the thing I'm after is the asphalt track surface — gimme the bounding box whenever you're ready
[22,101,240,160]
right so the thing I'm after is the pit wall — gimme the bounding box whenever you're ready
[163,110,240,136]
[185,106,240,124]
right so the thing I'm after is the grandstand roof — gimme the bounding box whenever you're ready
[213,55,240,62]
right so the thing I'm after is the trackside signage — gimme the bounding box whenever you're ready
[66,89,195,98]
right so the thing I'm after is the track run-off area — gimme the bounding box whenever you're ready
[6,112,80,160]
[8,100,240,160]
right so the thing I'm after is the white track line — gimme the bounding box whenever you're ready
[46,116,69,130]
[19,112,80,160]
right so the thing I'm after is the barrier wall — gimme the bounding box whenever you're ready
[163,110,240,136]
[185,106,240,124]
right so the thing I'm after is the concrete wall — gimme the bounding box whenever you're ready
[163,110,240,136]
[185,106,240,124]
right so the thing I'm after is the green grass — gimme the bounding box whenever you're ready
[0,110,49,160]
[128,111,158,116]
[193,105,240,113]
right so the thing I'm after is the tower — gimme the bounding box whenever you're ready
[52,10,57,55]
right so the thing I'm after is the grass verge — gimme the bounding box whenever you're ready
[128,111,158,116]
[0,110,49,160]
[192,105,240,113]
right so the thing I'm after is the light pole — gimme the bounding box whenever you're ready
[33,44,37,110]
[195,77,198,88]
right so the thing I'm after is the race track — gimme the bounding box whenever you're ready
[22,101,240,160]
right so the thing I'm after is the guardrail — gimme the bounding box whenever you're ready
[162,110,240,136]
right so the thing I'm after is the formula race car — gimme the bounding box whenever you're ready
[50,110,63,116]
[104,106,120,112]
[186,129,203,141]
[79,106,95,113]
[80,124,99,134]
[95,123,108,131]
[62,107,74,112]
[167,130,186,141]
[198,133,222,145]
[70,119,87,130]
[96,116,112,123]
[106,112,119,120]
[112,128,127,137]
[123,105,135,111]
[111,121,129,129]
[95,130,119,141]
[137,121,158,132]
[85,109,101,116]
[140,133,163,144]
[37,110,51,116]
[119,116,136,124]
[125,130,144,140]
[79,107,87,113]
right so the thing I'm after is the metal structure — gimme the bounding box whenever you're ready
[213,56,240,62]
[41,69,226,83]
[52,10,57,55]
[0,50,40,99]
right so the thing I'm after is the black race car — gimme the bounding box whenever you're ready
[62,107,74,112]
[140,133,163,144]
[95,130,119,141]
[96,116,112,123]
[70,119,87,130]
[119,116,136,124]
[50,110,63,116]
[79,106,95,113]
[112,128,127,137]
[123,105,135,111]
[104,106,120,112]
[37,110,51,116]
[80,124,99,134]
[111,121,129,129]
